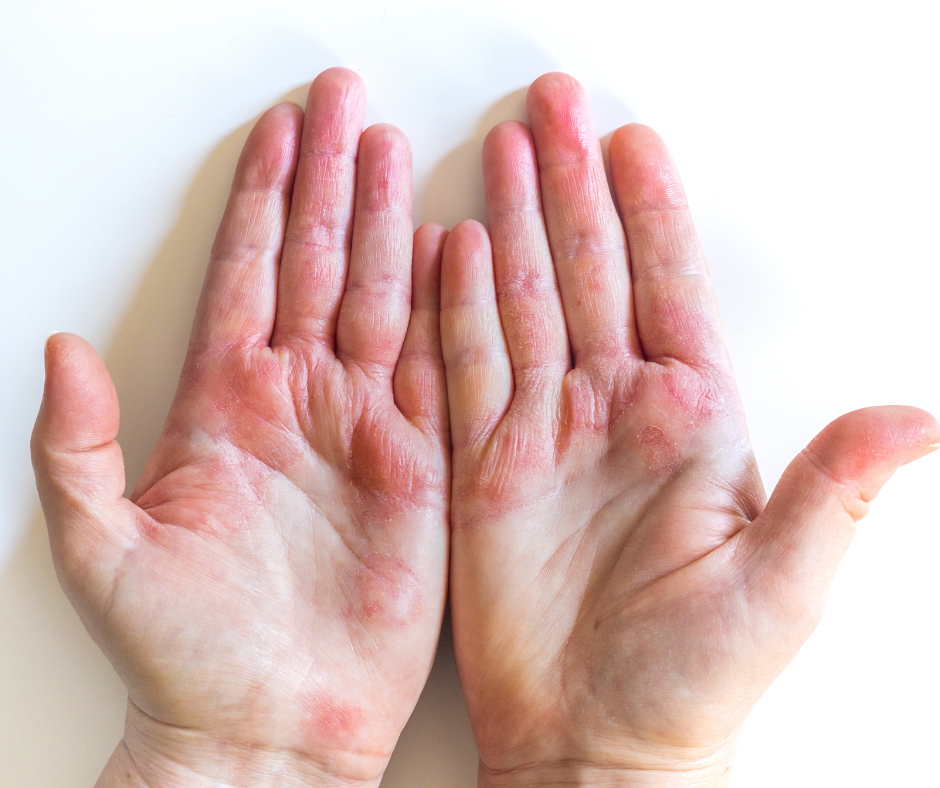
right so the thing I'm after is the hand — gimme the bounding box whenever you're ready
[31,68,450,788]
[441,73,939,787]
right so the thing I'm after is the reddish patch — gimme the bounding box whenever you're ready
[560,373,610,436]
[464,420,553,508]
[348,414,443,511]
[638,424,681,474]
[661,365,721,422]
[220,352,306,470]
[178,348,306,473]
[300,693,366,746]
[608,375,641,430]
[350,553,422,627]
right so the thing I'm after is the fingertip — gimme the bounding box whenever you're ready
[609,124,687,216]
[808,406,940,484]
[441,221,494,314]
[526,72,599,165]
[361,122,411,156]
[415,221,448,249]
[302,67,367,153]
[412,223,447,310]
[482,121,537,198]
[445,219,490,254]
[311,67,366,119]
[35,333,119,456]
[441,220,492,306]
[312,66,365,98]
[45,330,71,358]
[527,72,584,116]
[234,102,304,193]
[266,100,305,122]
[483,120,532,158]
[610,122,662,150]
[357,123,413,212]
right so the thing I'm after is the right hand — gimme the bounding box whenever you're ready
[442,72,939,787]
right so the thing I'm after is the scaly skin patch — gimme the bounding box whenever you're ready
[558,370,611,445]
[463,419,554,510]
[348,411,443,513]
[637,424,682,474]
[660,363,722,423]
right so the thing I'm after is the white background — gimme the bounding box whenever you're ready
[1,1,938,785]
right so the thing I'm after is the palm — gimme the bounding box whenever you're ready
[452,357,761,758]
[120,349,445,743]
[32,69,449,786]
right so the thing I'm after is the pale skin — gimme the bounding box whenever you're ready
[31,68,939,788]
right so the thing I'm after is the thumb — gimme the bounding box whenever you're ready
[741,405,939,629]
[31,333,138,615]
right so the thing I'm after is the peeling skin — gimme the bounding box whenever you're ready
[464,420,553,509]
[655,362,724,425]
[559,371,610,440]
[638,424,682,474]
[351,553,422,628]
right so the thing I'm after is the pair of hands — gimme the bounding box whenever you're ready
[32,68,938,788]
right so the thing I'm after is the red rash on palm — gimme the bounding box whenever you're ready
[637,424,682,474]
[348,415,445,514]
[301,694,367,745]
[658,364,722,422]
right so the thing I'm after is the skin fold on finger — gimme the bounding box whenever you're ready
[336,123,414,377]
[482,121,570,401]
[525,73,639,364]
[440,220,513,451]
[272,67,367,351]
[608,123,728,369]
[189,103,303,356]
[394,222,449,438]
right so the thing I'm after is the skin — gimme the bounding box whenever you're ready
[31,68,451,788]
[440,73,940,787]
[31,68,938,788]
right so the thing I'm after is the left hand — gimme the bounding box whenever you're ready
[32,68,450,788]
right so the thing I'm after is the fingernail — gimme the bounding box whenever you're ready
[916,443,940,460]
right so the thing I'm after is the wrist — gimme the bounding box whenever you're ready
[97,700,384,788]
[480,762,734,788]
[478,740,738,788]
